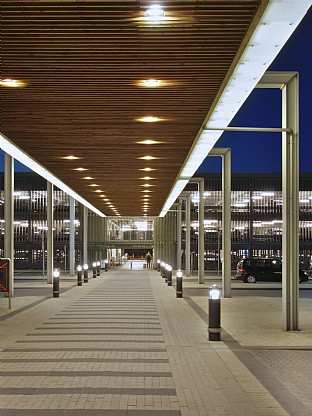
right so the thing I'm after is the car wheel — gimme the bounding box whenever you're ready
[246,275,256,283]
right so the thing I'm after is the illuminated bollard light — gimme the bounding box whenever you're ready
[165,264,169,282]
[53,269,60,298]
[83,264,89,283]
[105,259,109,272]
[77,265,82,286]
[160,261,165,278]
[92,262,97,278]
[167,265,172,286]
[157,259,161,272]
[176,270,183,298]
[208,284,222,341]
[96,261,101,276]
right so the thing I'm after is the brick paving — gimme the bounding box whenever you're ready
[1,269,312,415]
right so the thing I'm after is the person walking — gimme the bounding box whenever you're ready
[145,251,152,269]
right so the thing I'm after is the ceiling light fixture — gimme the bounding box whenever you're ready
[139,156,157,160]
[140,176,154,180]
[139,79,162,87]
[136,116,163,123]
[0,78,26,87]
[62,155,81,160]
[140,167,155,171]
[136,139,162,145]
[89,184,99,187]
[82,176,95,180]
[73,167,88,171]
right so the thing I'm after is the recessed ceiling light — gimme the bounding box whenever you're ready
[141,184,154,187]
[89,184,99,187]
[140,176,154,180]
[82,176,95,180]
[0,78,26,87]
[140,167,155,171]
[145,4,165,19]
[139,79,162,88]
[136,116,163,123]
[62,155,81,160]
[142,190,152,193]
[94,190,104,193]
[136,139,162,145]
[138,156,157,160]
[73,167,88,171]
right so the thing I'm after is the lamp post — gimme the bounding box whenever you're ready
[92,261,97,278]
[83,264,88,283]
[77,265,82,286]
[157,259,161,271]
[53,269,60,298]
[176,270,183,298]
[167,265,172,286]
[208,284,222,341]
[160,261,165,278]
[96,261,101,276]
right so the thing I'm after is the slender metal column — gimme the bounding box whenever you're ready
[47,182,54,284]
[185,194,191,276]
[83,206,88,265]
[177,201,182,270]
[69,197,75,276]
[198,179,205,283]
[282,73,299,331]
[4,153,14,296]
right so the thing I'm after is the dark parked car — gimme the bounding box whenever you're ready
[235,258,309,283]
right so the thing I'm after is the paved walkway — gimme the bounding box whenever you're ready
[1,269,312,415]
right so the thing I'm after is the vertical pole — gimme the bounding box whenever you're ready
[185,194,191,276]
[198,179,205,284]
[69,197,75,276]
[47,182,54,284]
[222,149,231,298]
[282,73,299,331]
[177,200,182,270]
[83,205,88,265]
[4,153,14,297]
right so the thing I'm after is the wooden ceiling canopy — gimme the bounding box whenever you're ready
[1,0,266,216]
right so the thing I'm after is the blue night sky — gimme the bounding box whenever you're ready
[1,5,312,174]
[197,5,312,174]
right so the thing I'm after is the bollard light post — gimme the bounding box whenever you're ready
[92,262,97,278]
[208,284,222,341]
[83,264,89,283]
[96,261,101,276]
[104,259,108,272]
[176,270,183,298]
[160,261,165,278]
[167,265,172,286]
[165,264,170,282]
[77,265,82,286]
[157,259,161,271]
[53,269,60,298]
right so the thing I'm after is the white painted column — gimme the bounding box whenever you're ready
[69,197,75,276]
[177,199,182,270]
[83,206,88,265]
[185,194,191,276]
[4,153,14,296]
[282,73,299,331]
[47,182,54,284]
[198,179,205,284]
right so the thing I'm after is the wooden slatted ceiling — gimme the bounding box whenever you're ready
[1,1,266,216]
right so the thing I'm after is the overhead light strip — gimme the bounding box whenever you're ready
[0,132,105,217]
[160,0,312,217]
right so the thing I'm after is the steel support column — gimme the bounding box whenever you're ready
[185,194,191,276]
[69,197,75,276]
[47,182,53,284]
[177,199,182,270]
[83,206,88,265]
[198,179,205,283]
[282,74,299,331]
[4,153,14,296]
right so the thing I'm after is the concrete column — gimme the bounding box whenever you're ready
[198,179,205,284]
[69,197,75,276]
[4,153,14,296]
[47,182,53,284]
[83,206,88,265]
[177,202,182,270]
[185,194,191,276]
[282,73,299,331]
